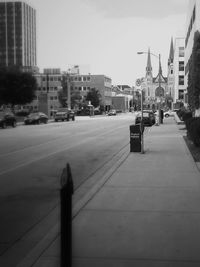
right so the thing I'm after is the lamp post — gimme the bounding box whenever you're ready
[137,51,161,125]
[135,78,144,153]
[140,88,144,154]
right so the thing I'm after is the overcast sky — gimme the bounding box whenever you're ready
[30,0,188,86]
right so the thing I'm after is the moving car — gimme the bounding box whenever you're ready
[24,112,48,125]
[107,109,117,116]
[135,111,155,126]
[0,111,17,128]
[54,108,75,122]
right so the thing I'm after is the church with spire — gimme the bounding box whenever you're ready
[142,48,168,108]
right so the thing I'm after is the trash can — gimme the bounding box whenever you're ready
[130,124,142,152]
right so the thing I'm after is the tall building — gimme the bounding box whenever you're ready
[172,37,185,104]
[0,0,37,72]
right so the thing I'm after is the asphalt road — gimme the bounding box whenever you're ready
[0,113,136,262]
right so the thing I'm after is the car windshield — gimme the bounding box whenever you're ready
[138,112,149,117]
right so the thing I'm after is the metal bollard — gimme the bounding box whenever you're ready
[60,163,74,267]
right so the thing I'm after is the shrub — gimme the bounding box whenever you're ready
[182,111,193,122]
[186,117,200,146]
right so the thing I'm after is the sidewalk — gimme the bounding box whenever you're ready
[19,117,200,267]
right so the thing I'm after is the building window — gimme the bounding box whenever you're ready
[83,76,86,81]
[171,69,173,74]
[87,76,90,81]
[179,61,184,71]
[179,47,184,57]
[79,87,82,91]
[179,75,184,85]
[78,77,81,81]
[87,87,90,90]
[178,90,184,100]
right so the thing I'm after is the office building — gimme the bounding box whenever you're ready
[0,0,37,72]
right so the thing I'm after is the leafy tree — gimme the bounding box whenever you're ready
[86,88,101,107]
[0,68,37,108]
[187,30,200,112]
[71,90,82,109]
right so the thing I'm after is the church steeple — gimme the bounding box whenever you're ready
[146,48,152,77]
[168,37,174,66]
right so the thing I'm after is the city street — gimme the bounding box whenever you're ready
[0,113,138,265]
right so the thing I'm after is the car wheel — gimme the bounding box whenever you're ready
[55,119,58,122]
[72,117,75,121]
[165,114,169,118]
[12,121,17,127]
[37,120,40,124]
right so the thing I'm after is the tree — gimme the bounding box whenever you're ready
[86,88,101,107]
[187,30,200,113]
[0,68,37,108]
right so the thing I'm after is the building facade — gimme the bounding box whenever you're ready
[172,37,185,104]
[0,0,37,71]
[143,49,167,108]
[185,0,197,86]
[185,0,200,114]
[21,69,62,117]
[69,74,112,110]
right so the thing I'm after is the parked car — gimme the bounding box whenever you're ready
[107,109,117,116]
[135,111,155,126]
[164,110,173,117]
[0,111,17,128]
[24,112,48,125]
[54,108,75,122]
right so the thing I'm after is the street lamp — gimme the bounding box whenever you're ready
[137,51,162,125]
[140,88,144,154]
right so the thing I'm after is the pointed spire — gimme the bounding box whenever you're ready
[168,37,174,65]
[159,54,162,75]
[146,48,152,76]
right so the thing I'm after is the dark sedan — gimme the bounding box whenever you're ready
[135,111,155,126]
[24,112,48,125]
[0,111,17,128]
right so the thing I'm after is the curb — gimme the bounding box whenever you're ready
[17,147,130,267]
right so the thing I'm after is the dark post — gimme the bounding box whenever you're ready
[60,163,74,267]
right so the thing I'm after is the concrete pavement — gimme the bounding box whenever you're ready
[17,117,200,266]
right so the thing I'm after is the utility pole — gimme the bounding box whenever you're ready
[158,53,161,125]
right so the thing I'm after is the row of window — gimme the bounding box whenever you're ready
[70,76,91,82]
[185,5,196,47]
[33,96,58,100]
[41,76,62,82]
[37,87,59,91]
